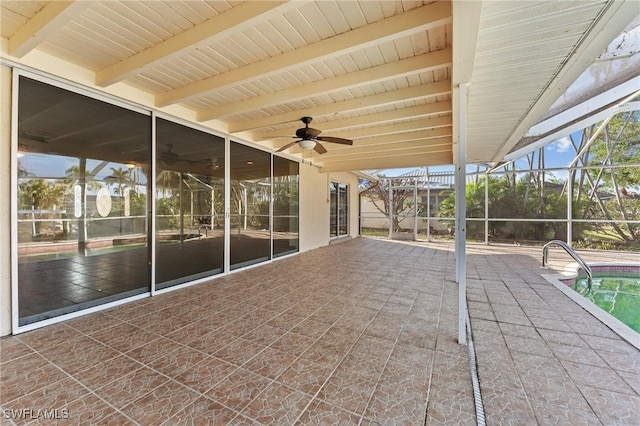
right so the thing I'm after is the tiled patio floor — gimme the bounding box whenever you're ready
[465,244,640,425]
[1,238,473,425]
[1,238,639,425]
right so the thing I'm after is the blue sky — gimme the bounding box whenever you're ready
[381,130,583,177]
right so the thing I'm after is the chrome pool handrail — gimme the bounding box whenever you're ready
[542,240,593,292]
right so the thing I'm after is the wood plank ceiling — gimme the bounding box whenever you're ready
[1,0,453,172]
[1,1,636,172]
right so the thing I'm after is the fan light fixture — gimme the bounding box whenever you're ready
[276,117,353,154]
[298,139,316,150]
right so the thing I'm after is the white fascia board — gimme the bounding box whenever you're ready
[505,100,640,161]
[526,75,640,137]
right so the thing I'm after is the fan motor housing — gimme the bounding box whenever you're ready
[296,127,321,139]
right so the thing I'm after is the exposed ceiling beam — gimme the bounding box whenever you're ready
[259,115,451,141]
[310,139,452,160]
[155,1,451,107]
[319,151,453,173]
[96,1,295,87]
[491,0,639,162]
[452,0,482,166]
[253,81,451,139]
[334,128,452,148]
[326,129,452,151]
[9,1,93,58]
[230,99,452,134]
[270,127,451,152]
[320,148,452,165]
[204,48,452,125]
[352,117,453,139]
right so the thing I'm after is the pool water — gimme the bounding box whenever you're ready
[574,273,640,333]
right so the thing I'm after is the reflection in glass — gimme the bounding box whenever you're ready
[273,157,299,257]
[17,76,150,325]
[230,142,271,269]
[155,119,225,288]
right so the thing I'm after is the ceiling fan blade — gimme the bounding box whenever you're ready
[276,140,301,152]
[316,136,353,145]
[313,142,327,154]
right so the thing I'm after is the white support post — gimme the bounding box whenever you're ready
[484,172,489,245]
[224,137,231,272]
[426,169,431,241]
[413,185,418,241]
[150,111,157,295]
[388,182,393,239]
[567,171,573,246]
[456,82,469,346]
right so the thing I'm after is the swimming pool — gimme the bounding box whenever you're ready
[573,272,640,333]
[542,263,640,350]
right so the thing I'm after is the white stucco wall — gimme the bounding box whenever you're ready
[1,65,12,336]
[299,163,330,252]
[298,165,361,253]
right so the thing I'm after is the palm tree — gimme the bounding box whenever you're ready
[105,167,132,196]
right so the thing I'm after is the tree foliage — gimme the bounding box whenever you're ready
[437,174,577,242]
[577,111,640,242]
[360,177,421,232]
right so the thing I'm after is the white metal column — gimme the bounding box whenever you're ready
[426,169,431,241]
[567,170,573,246]
[150,112,157,295]
[413,185,418,241]
[484,173,489,245]
[224,137,231,272]
[456,83,469,345]
[388,182,393,239]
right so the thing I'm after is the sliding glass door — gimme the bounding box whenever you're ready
[155,118,225,289]
[330,181,349,238]
[273,157,299,257]
[16,76,151,325]
[13,72,300,329]
[229,142,271,269]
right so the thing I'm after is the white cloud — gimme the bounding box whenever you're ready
[552,136,572,153]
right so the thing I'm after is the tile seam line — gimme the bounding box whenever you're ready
[358,271,424,425]
[2,344,142,426]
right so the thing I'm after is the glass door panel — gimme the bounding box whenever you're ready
[155,118,225,289]
[330,182,338,238]
[338,183,348,236]
[330,182,348,238]
[273,157,299,257]
[230,142,271,270]
[16,76,151,326]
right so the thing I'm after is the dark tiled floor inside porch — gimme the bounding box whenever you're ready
[2,238,473,425]
[2,238,639,425]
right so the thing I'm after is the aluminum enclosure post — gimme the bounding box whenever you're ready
[456,82,468,345]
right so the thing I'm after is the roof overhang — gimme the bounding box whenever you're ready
[1,1,637,172]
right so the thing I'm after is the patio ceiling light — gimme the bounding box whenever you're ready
[298,139,316,150]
